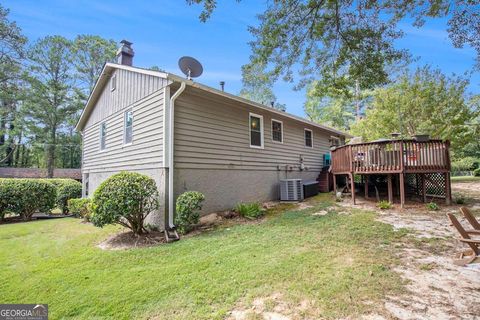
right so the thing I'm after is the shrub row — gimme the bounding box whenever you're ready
[451,157,480,173]
[68,198,91,221]
[0,178,82,221]
[48,179,82,213]
[85,172,206,235]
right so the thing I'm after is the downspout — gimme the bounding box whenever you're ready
[167,81,186,233]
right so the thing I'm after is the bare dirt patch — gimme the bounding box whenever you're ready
[226,293,320,320]
[452,180,480,210]
[337,180,480,319]
[97,231,166,250]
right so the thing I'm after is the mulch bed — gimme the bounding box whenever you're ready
[98,231,166,250]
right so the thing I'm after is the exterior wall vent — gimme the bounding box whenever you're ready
[280,179,304,201]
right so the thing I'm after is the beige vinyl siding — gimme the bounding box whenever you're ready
[84,68,169,128]
[174,89,331,171]
[82,88,165,173]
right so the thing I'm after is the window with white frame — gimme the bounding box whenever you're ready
[304,129,313,148]
[249,113,264,148]
[330,136,341,147]
[271,119,283,143]
[100,122,107,150]
[124,110,133,144]
[110,74,116,91]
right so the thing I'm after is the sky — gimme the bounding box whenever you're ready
[3,0,479,118]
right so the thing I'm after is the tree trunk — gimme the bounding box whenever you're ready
[46,128,56,178]
[14,131,22,167]
[5,140,13,167]
[21,144,27,167]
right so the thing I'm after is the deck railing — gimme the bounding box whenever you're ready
[331,139,450,174]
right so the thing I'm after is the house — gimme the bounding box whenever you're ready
[76,41,348,234]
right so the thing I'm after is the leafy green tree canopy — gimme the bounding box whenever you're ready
[349,66,479,156]
[23,36,78,177]
[72,35,117,94]
[188,1,479,95]
[239,62,286,111]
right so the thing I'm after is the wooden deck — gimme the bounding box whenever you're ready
[330,139,452,207]
[331,139,450,174]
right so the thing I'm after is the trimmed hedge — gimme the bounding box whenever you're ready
[49,179,82,213]
[68,198,91,221]
[90,172,160,235]
[0,178,56,220]
[175,191,205,234]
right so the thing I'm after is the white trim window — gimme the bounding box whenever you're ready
[124,110,133,145]
[110,74,116,91]
[330,136,341,147]
[304,129,313,148]
[99,122,107,150]
[271,119,283,143]
[249,113,264,148]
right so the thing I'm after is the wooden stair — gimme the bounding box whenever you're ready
[317,167,333,193]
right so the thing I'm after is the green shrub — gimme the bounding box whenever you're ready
[48,179,82,214]
[426,202,439,211]
[175,191,205,234]
[234,202,265,220]
[473,168,480,177]
[0,179,13,221]
[90,172,160,235]
[376,200,392,210]
[68,198,91,221]
[0,178,56,220]
[451,157,480,172]
[453,193,466,204]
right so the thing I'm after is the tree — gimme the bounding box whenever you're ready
[72,35,117,94]
[188,1,480,96]
[0,4,26,167]
[349,67,479,156]
[304,89,356,131]
[23,36,78,177]
[239,62,286,111]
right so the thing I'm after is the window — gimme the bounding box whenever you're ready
[124,110,133,144]
[100,122,107,150]
[110,74,116,91]
[249,113,264,148]
[330,136,341,147]
[271,119,283,143]
[304,129,313,148]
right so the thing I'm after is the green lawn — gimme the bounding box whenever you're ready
[451,175,480,182]
[0,195,406,319]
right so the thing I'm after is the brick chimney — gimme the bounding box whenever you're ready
[116,40,134,66]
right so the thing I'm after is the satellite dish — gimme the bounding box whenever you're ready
[178,56,203,80]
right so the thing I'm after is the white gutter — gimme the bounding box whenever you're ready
[167,81,186,229]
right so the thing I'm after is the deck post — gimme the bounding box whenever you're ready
[364,175,369,199]
[333,174,337,194]
[421,174,427,203]
[399,173,405,208]
[445,172,452,205]
[387,174,393,204]
[350,173,356,205]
